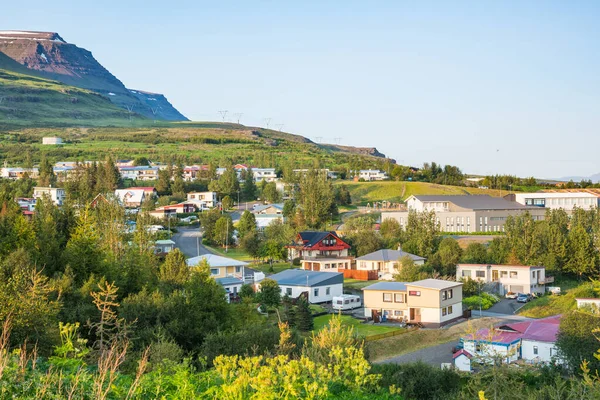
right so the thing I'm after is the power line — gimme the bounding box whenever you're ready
[233,113,243,124]
[276,124,284,132]
[218,110,229,122]
[334,137,342,145]
[263,118,272,128]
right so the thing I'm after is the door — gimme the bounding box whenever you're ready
[492,270,499,282]
[410,308,421,322]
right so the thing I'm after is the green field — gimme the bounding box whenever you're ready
[518,278,598,318]
[344,279,378,291]
[340,181,504,205]
[313,314,402,338]
[205,245,292,275]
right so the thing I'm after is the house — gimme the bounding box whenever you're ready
[115,160,135,168]
[255,214,284,230]
[456,264,551,295]
[16,197,36,212]
[186,254,248,281]
[252,168,277,182]
[382,195,546,233]
[269,269,344,304]
[149,202,196,219]
[286,231,353,272]
[118,166,160,181]
[576,298,600,309]
[252,203,284,215]
[362,279,463,328]
[216,277,245,303]
[42,137,63,145]
[1,167,39,180]
[182,165,211,181]
[115,189,146,208]
[355,248,426,280]
[357,169,388,181]
[130,187,158,198]
[186,191,217,210]
[453,349,474,372]
[153,239,176,255]
[33,187,66,206]
[293,169,338,180]
[462,315,562,366]
[507,191,600,214]
[53,166,76,181]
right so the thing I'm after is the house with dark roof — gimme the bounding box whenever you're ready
[461,315,562,366]
[268,269,343,303]
[362,279,463,328]
[356,247,426,280]
[286,231,353,273]
[382,195,546,233]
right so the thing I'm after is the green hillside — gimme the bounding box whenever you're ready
[340,181,505,205]
[0,68,146,126]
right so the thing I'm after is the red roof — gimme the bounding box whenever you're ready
[467,315,561,345]
[453,349,473,359]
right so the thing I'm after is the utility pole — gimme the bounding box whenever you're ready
[334,137,342,144]
[225,217,229,253]
[276,123,284,132]
[218,110,228,122]
[263,118,272,128]
[233,113,243,124]
[126,104,135,122]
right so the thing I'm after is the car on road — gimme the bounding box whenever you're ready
[505,292,518,299]
[451,341,464,354]
[180,215,198,224]
[517,293,531,303]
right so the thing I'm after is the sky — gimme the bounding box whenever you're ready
[2,1,599,179]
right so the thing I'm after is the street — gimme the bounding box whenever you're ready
[171,226,213,258]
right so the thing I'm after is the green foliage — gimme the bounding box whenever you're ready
[239,283,255,299]
[462,242,489,264]
[556,310,600,375]
[213,215,234,246]
[298,169,336,228]
[257,278,281,308]
[295,296,314,331]
[241,167,257,200]
[262,181,281,203]
[402,210,440,259]
[158,249,189,290]
[237,210,257,239]
[221,195,233,210]
[429,237,462,275]
[463,292,499,310]
[393,255,428,282]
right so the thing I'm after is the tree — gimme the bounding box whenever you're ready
[295,296,314,331]
[64,208,104,283]
[242,167,257,201]
[240,231,262,258]
[283,200,296,219]
[159,249,190,289]
[556,310,600,375]
[264,218,295,245]
[349,230,384,257]
[216,166,240,197]
[297,169,335,229]
[133,156,150,166]
[402,210,440,259]
[199,209,221,244]
[257,278,281,308]
[380,218,402,245]
[97,155,120,192]
[213,215,234,247]
[156,164,172,195]
[393,255,427,282]
[262,182,280,204]
[32,194,65,276]
[239,283,255,299]
[238,211,257,239]
[567,224,598,280]
[462,242,489,264]
[221,195,234,210]
[171,165,185,196]
[430,237,462,276]
[333,184,352,206]
[38,156,56,187]
[260,239,287,270]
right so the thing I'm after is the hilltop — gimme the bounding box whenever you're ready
[0,30,186,121]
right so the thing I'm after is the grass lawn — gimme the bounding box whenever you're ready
[366,317,501,362]
[344,279,378,291]
[204,245,254,261]
[310,304,327,314]
[518,278,598,318]
[253,262,292,275]
[313,315,402,338]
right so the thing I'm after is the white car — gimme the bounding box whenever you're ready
[505,292,519,299]
[180,216,198,224]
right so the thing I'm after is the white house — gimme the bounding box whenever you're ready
[118,166,160,181]
[576,298,600,309]
[462,315,562,365]
[252,168,277,182]
[33,187,66,206]
[510,191,600,213]
[269,269,344,304]
[186,191,217,210]
[115,189,146,208]
[456,264,550,295]
[42,137,63,145]
[356,248,426,280]
[357,169,388,181]
[186,253,249,282]
[453,349,474,372]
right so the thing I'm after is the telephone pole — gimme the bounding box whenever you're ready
[263,118,272,128]
[233,113,243,124]
[218,110,228,122]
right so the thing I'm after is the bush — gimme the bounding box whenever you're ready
[463,292,499,310]
[292,257,301,266]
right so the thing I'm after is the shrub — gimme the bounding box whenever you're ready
[463,292,499,310]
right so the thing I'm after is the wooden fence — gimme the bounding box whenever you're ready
[365,327,419,342]
[342,269,378,281]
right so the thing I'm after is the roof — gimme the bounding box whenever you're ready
[215,277,244,286]
[252,203,284,213]
[154,240,175,245]
[356,249,426,262]
[407,279,463,290]
[466,315,561,345]
[129,187,157,192]
[411,195,536,210]
[115,189,145,204]
[453,349,473,360]
[269,269,344,287]
[186,254,249,268]
[458,264,545,270]
[362,281,407,291]
[293,231,349,249]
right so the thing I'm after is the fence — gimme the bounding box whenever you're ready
[342,269,378,281]
[365,327,419,342]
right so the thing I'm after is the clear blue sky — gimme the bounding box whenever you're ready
[2,1,599,179]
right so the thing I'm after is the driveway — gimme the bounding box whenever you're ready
[486,298,526,315]
[171,226,213,258]
[377,341,455,367]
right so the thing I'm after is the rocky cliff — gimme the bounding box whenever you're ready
[0,30,187,121]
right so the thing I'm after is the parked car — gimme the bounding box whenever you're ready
[180,215,198,224]
[451,341,464,353]
[505,292,518,299]
[517,294,531,303]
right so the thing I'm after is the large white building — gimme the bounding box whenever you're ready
[186,191,217,210]
[456,264,550,295]
[269,269,344,304]
[42,137,63,145]
[357,169,388,181]
[508,191,600,213]
[382,195,546,233]
[33,187,66,206]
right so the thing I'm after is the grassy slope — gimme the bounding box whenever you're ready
[313,315,402,338]
[0,69,146,126]
[518,278,597,318]
[339,181,505,205]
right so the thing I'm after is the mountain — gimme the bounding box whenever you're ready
[558,173,600,183]
[0,30,187,121]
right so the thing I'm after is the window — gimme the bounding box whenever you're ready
[344,300,349,304]
[210,268,219,276]
[442,291,447,300]
[476,343,481,353]
[383,293,393,302]
[326,287,330,295]
[500,271,508,278]
[336,300,342,305]
[448,305,453,314]
[533,346,538,355]
[448,289,453,299]
[394,293,404,303]
[462,270,471,277]
[235,266,242,273]
[510,271,518,278]
[409,291,421,296]
[314,288,319,297]
[442,307,447,316]
[394,310,403,316]
[476,271,485,278]
[286,288,292,296]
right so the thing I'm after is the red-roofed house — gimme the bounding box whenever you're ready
[286,231,353,272]
[129,187,158,198]
[462,315,562,365]
[453,349,473,372]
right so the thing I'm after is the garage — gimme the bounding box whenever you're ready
[510,285,524,293]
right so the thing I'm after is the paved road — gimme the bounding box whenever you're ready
[487,298,526,315]
[377,341,455,367]
[172,226,213,258]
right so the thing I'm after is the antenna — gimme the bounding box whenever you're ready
[263,118,272,128]
[233,113,243,124]
[276,124,284,132]
[218,110,228,122]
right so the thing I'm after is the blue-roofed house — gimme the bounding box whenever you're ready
[268,269,344,303]
[355,247,426,280]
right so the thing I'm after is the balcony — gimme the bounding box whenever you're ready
[539,276,554,285]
